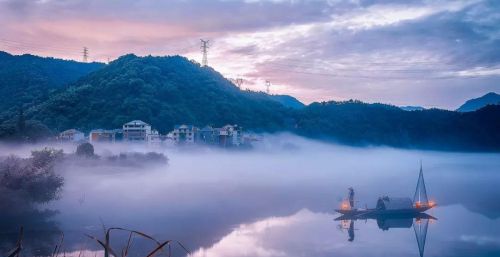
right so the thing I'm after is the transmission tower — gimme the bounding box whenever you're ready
[200,39,210,67]
[235,78,244,89]
[265,80,271,94]
[82,47,89,63]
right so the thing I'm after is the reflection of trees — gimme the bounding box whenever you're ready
[0,148,64,256]
[0,210,61,256]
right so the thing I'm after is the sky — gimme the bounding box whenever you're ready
[0,0,499,109]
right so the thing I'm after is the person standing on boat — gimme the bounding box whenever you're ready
[348,187,355,209]
[376,197,386,210]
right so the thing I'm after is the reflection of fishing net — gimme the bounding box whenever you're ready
[413,164,428,205]
[413,218,429,257]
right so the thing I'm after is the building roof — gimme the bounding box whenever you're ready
[174,124,195,130]
[60,129,83,135]
[380,197,413,210]
[201,126,214,131]
[124,120,149,126]
[90,129,122,134]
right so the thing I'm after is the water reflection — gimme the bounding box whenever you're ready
[336,213,436,257]
[414,218,429,257]
[0,210,61,256]
[1,138,500,256]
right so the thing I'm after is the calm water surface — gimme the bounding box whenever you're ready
[2,137,500,257]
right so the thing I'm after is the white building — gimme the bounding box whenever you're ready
[172,125,198,144]
[147,129,162,144]
[220,124,241,146]
[59,129,85,142]
[123,120,152,142]
[89,129,123,143]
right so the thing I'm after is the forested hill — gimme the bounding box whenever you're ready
[268,95,305,109]
[26,54,292,133]
[0,52,499,151]
[295,101,500,151]
[0,51,104,118]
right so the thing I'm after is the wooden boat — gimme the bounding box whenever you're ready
[335,163,436,217]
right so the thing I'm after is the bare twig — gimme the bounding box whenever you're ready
[7,226,24,257]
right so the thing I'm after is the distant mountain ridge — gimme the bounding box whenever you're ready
[457,92,500,112]
[400,106,425,111]
[297,100,500,151]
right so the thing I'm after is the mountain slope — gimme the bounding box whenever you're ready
[27,54,292,133]
[296,101,500,151]
[457,92,500,112]
[400,106,425,111]
[268,95,305,109]
[2,52,499,151]
[0,51,104,119]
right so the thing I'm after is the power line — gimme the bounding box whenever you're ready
[0,37,496,81]
[263,66,491,80]
[0,42,81,56]
[200,39,210,67]
[0,38,82,52]
[262,62,453,73]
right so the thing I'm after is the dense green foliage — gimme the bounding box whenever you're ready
[26,54,292,133]
[268,94,305,109]
[0,52,499,151]
[0,148,64,255]
[296,100,500,151]
[0,108,52,142]
[0,51,104,121]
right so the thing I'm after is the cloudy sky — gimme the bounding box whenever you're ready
[1,0,499,109]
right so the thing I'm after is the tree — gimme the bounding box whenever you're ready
[76,142,94,157]
[16,106,25,133]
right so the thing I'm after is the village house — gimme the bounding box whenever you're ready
[123,120,152,142]
[147,129,162,144]
[89,129,123,143]
[172,124,198,144]
[218,124,242,147]
[198,126,217,144]
[82,120,250,147]
[58,129,85,142]
[170,124,244,147]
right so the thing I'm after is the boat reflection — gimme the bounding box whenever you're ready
[335,213,436,257]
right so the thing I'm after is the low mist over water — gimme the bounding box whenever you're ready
[1,134,499,257]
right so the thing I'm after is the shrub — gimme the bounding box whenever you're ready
[76,142,94,157]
